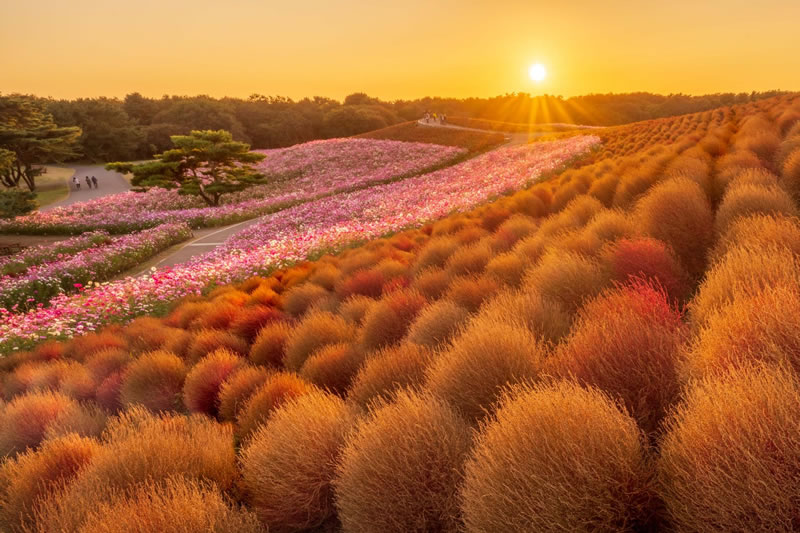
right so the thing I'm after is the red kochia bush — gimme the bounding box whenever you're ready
[182,349,246,416]
[461,382,654,532]
[335,269,386,299]
[602,237,690,302]
[658,364,800,532]
[240,391,355,532]
[229,306,285,342]
[0,434,100,532]
[95,371,125,412]
[549,281,687,435]
[119,350,187,412]
[334,390,472,532]
[635,177,714,279]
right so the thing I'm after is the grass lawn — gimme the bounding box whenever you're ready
[35,166,75,208]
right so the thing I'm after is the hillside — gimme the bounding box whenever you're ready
[2,93,800,531]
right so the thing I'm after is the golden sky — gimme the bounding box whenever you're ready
[2,0,799,101]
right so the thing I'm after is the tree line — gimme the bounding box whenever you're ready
[2,90,785,164]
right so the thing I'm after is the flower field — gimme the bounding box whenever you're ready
[0,135,597,350]
[0,224,192,312]
[2,93,800,532]
[0,139,465,235]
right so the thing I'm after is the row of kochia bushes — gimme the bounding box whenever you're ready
[1,93,800,532]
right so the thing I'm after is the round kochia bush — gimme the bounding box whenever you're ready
[635,177,714,279]
[0,434,100,532]
[461,382,655,532]
[659,364,800,532]
[119,350,187,412]
[0,391,82,457]
[425,317,546,422]
[182,348,246,416]
[549,281,687,435]
[240,391,355,532]
[75,477,265,533]
[685,285,800,379]
[334,390,472,532]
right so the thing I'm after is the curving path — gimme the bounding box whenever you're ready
[43,164,131,211]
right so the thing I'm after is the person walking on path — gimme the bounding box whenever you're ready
[72,175,80,190]
[85,176,92,189]
[91,176,98,189]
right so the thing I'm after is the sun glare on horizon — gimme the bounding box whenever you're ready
[529,63,547,82]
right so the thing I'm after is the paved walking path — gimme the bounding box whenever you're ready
[43,164,131,211]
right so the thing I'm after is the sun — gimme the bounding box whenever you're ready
[529,63,547,82]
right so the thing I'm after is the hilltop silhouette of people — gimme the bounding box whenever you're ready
[91,176,98,188]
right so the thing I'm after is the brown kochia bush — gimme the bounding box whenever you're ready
[62,331,127,362]
[711,213,800,262]
[0,391,82,457]
[549,281,687,435]
[334,390,472,532]
[284,311,355,371]
[248,320,294,368]
[635,177,714,279]
[347,344,433,408]
[217,366,273,422]
[359,289,427,352]
[236,372,315,440]
[524,249,609,315]
[444,241,492,277]
[186,329,248,364]
[685,285,800,379]
[714,182,797,237]
[299,342,366,395]
[461,382,655,532]
[405,300,470,348]
[690,244,800,326]
[476,289,572,346]
[425,317,546,422]
[240,391,355,533]
[443,275,500,314]
[0,434,100,532]
[658,364,800,532]
[182,349,246,416]
[484,251,526,287]
[34,407,239,532]
[781,148,800,202]
[119,350,187,412]
[74,477,265,533]
[411,236,460,273]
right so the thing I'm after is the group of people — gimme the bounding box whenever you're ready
[423,111,447,124]
[72,175,98,190]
